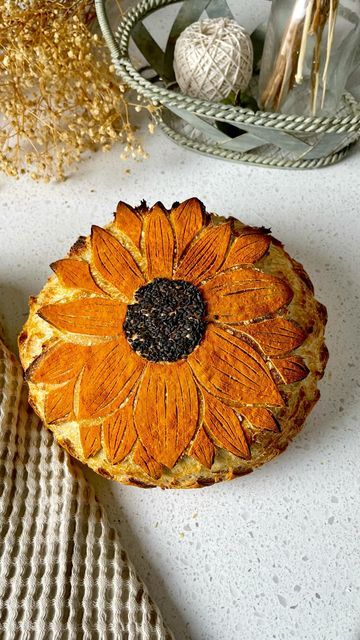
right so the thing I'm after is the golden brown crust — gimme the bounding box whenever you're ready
[18,200,328,489]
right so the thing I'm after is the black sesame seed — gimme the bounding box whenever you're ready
[123,278,206,362]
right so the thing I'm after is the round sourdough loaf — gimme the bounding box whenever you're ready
[19,198,328,488]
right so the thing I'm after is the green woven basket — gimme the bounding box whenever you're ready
[95,0,360,169]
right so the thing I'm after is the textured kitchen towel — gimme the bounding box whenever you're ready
[0,338,173,640]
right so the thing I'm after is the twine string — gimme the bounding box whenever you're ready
[174,17,253,102]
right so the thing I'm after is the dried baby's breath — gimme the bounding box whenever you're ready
[0,0,156,181]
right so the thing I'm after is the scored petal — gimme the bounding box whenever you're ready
[27,342,89,384]
[45,378,76,424]
[188,427,215,469]
[201,269,293,324]
[134,361,199,468]
[79,424,102,459]
[188,325,284,406]
[78,338,145,419]
[240,406,279,432]
[91,225,144,299]
[114,201,143,249]
[223,233,270,269]
[239,318,306,356]
[143,203,174,279]
[175,222,231,285]
[273,356,309,384]
[103,400,137,464]
[51,259,103,294]
[170,198,204,260]
[133,441,163,479]
[38,298,126,337]
[203,391,250,459]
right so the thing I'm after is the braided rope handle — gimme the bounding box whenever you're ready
[95,0,360,136]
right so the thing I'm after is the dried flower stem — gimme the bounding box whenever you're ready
[261,0,306,111]
[321,0,337,107]
[261,0,339,115]
[295,0,315,84]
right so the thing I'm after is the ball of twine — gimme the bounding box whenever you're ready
[174,17,253,102]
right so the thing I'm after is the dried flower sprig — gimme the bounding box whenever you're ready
[0,0,156,181]
[260,0,339,115]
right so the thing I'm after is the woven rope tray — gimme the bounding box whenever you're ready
[96,0,360,169]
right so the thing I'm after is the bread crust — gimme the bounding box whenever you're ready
[19,204,328,488]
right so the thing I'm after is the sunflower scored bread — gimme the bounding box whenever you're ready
[19,198,328,488]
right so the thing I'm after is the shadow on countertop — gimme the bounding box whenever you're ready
[0,282,31,356]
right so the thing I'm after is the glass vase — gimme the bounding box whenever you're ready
[259,0,360,116]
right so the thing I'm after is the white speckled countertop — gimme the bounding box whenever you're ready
[1,125,360,639]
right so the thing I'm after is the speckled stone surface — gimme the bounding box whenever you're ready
[1,119,360,639]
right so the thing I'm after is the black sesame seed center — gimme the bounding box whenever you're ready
[123,278,206,362]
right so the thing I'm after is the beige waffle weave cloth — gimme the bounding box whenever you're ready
[0,338,174,640]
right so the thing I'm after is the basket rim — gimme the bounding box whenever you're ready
[159,117,356,169]
[95,0,360,134]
